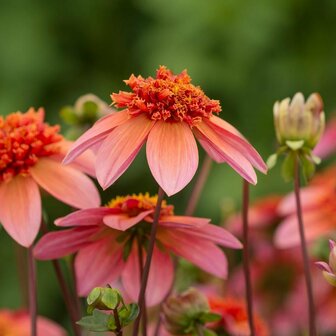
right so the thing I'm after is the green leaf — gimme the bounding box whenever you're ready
[301,155,315,181]
[118,303,140,326]
[285,140,304,151]
[281,152,296,182]
[266,153,278,169]
[198,312,221,323]
[77,310,111,332]
[203,328,218,336]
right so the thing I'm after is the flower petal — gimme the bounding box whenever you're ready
[103,209,154,231]
[0,176,41,247]
[194,121,257,184]
[146,121,198,196]
[158,229,228,278]
[207,116,267,173]
[121,242,174,306]
[75,238,124,296]
[158,215,210,228]
[63,110,129,164]
[34,227,97,259]
[30,158,100,209]
[96,115,154,190]
[175,224,242,249]
[55,208,117,227]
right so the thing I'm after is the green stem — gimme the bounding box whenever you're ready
[293,155,317,336]
[113,308,123,336]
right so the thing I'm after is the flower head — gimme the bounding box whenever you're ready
[34,192,242,306]
[0,108,100,247]
[64,66,267,196]
[0,309,66,336]
[273,92,325,149]
[316,240,336,287]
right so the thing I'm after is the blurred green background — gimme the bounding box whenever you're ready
[1,0,336,333]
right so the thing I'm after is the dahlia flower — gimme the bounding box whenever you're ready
[64,66,266,196]
[0,309,66,336]
[0,108,100,247]
[275,165,336,248]
[34,193,242,306]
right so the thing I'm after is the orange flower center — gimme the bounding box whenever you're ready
[106,192,174,217]
[111,66,221,126]
[0,108,62,182]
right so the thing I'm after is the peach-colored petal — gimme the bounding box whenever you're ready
[55,207,117,227]
[122,242,174,306]
[63,110,129,164]
[0,176,41,247]
[207,116,267,173]
[158,229,228,278]
[52,140,96,177]
[34,227,97,259]
[158,215,210,228]
[103,209,154,231]
[194,122,257,184]
[75,238,124,296]
[275,212,334,248]
[96,114,154,189]
[175,224,242,249]
[146,121,198,196]
[30,158,100,209]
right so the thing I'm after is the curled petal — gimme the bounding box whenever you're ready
[158,215,210,228]
[0,176,41,247]
[31,158,100,209]
[63,110,129,164]
[146,121,198,196]
[96,115,154,189]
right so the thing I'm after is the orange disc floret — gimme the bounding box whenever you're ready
[111,66,221,126]
[106,192,174,217]
[0,108,62,182]
[209,297,269,336]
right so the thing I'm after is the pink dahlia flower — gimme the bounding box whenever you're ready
[0,108,100,247]
[275,165,336,248]
[34,193,242,306]
[0,309,66,336]
[63,66,267,196]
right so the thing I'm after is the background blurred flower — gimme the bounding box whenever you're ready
[64,66,267,196]
[34,193,242,306]
[313,116,336,159]
[0,108,100,246]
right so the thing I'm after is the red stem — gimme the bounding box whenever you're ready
[27,246,37,336]
[293,156,317,336]
[242,180,255,336]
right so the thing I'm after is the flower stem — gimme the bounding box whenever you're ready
[137,237,147,336]
[132,187,165,336]
[41,220,81,336]
[242,180,255,336]
[185,155,212,216]
[27,246,37,336]
[195,324,204,336]
[113,308,123,336]
[293,156,317,336]
[14,243,29,308]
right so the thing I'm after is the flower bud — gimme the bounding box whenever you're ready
[316,240,336,287]
[273,92,325,149]
[86,287,122,314]
[162,288,211,335]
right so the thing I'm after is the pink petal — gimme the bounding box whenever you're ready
[278,186,329,215]
[0,176,41,247]
[63,110,129,164]
[274,211,333,248]
[194,121,257,184]
[103,209,154,231]
[55,208,117,227]
[30,158,100,209]
[207,116,267,173]
[146,121,198,196]
[75,238,124,296]
[52,140,96,177]
[315,261,332,273]
[175,224,242,249]
[122,242,174,306]
[96,115,154,189]
[158,215,210,229]
[313,118,336,159]
[34,227,97,259]
[158,230,228,278]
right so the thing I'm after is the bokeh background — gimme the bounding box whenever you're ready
[1,0,336,334]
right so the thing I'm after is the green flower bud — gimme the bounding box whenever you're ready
[87,287,122,314]
[273,92,325,149]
